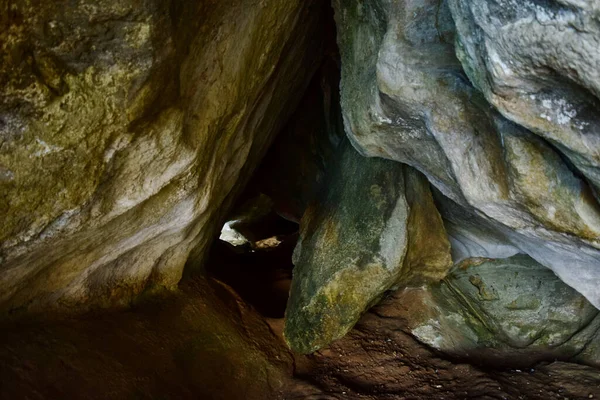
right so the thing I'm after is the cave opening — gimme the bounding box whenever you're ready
[208,196,299,318]
[204,0,341,320]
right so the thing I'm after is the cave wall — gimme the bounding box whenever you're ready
[0,0,326,316]
[280,0,600,355]
[1,0,600,369]
[333,0,600,309]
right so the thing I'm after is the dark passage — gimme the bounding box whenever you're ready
[205,5,341,320]
[207,205,299,318]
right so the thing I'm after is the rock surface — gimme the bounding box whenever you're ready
[449,0,600,190]
[284,139,451,353]
[287,294,600,400]
[333,0,600,307]
[404,255,600,367]
[0,0,325,316]
[0,277,295,400]
[284,140,409,354]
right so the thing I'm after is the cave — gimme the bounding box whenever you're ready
[1,0,600,399]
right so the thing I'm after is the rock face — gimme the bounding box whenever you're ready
[0,0,326,316]
[333,0,600,308]
[450,0,600,190]
[284,139,452,353]
[404,255,600,367]
[0,276,296,400]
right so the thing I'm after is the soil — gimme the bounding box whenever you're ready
[0,278,598,400]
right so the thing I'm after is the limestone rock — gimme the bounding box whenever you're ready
[403,255,600,367]
[333,0,600,307]
[0,0,326,316]
[449,0,600,190]
[284,140,451,353]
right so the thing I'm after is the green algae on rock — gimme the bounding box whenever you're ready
[284,140,409,354]
[284,140,452,354]
[405,255,600,367]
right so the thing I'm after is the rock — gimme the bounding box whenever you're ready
[449,0,600,190]
[284,139,451,353]
[333,0,600,307]
[403,167,454,286]
[0,0,326,316]
[0,276,296,400]
[284,140,409,354]
[402,255,600,367]
[219,194,275,248]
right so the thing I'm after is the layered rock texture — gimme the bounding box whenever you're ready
[406,255,600,367]
[333,0,600,313]
[283,0,600,355]
[0,0,326,315]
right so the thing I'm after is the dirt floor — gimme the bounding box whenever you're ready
[282,291,600,399]
[0,277,599,400]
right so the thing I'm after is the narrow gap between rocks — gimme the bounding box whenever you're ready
[208,200,299,318]
[204,2,341,320]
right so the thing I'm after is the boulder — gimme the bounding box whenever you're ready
[284,139,451,353]
[402,255,600,367]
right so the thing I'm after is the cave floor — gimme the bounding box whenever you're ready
[285,290,600,400]
[0,278,599,400]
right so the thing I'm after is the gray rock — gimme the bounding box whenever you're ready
[405,255,600,367]
[284,140,452,353]
[284,140,410,353]
[333,0,600,307]
[449,0,600,190]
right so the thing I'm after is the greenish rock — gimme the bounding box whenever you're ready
[284,140,451,354]
[0,0,327,317]
[333,0,600,307]
[405,255,600,367]
[284,140,409,354]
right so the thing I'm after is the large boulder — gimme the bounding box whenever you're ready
[400,255,600,367]
[333,0,600,308]
[0,0,326,316]
[284,139,452,353]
